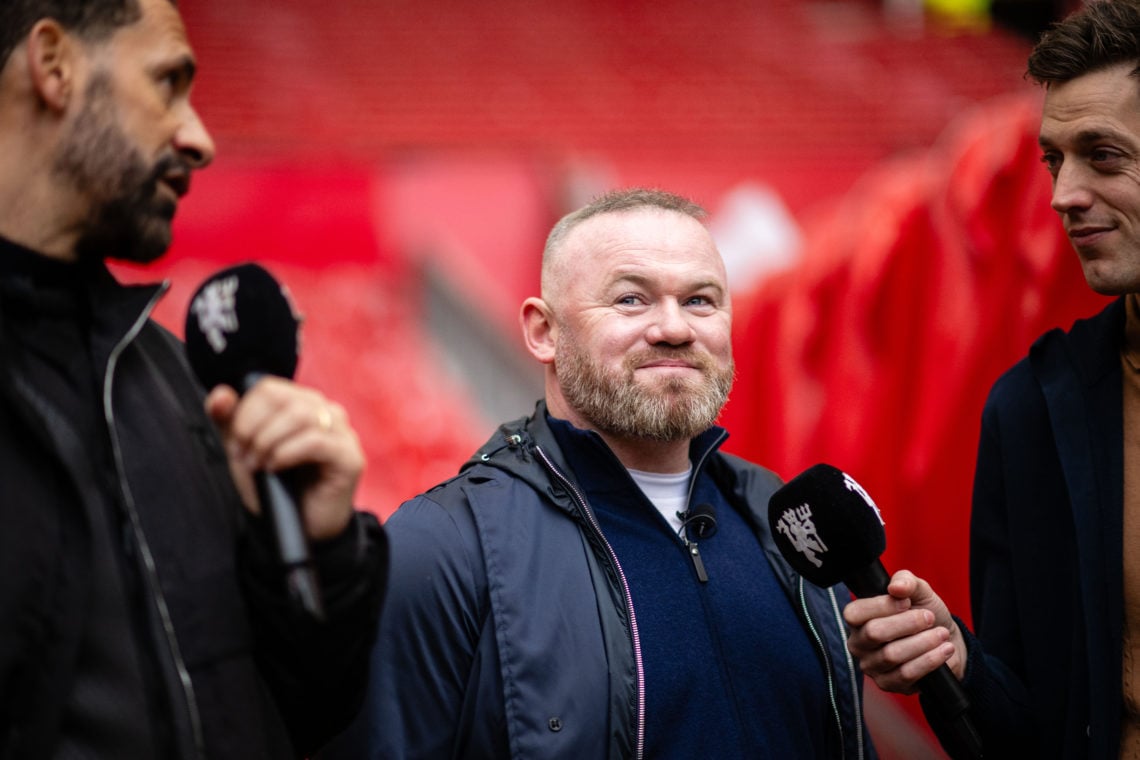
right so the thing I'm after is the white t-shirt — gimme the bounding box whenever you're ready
[628,466,692,534]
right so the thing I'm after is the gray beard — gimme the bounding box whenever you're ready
[555,333,734,442]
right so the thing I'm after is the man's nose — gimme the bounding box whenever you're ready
[646,300,696,345]
[175,103,215,170]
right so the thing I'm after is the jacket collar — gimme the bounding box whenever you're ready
[0,235,167,346]
[1036,296,1126,388]
[465,400,728,509]
[0,236,168,473]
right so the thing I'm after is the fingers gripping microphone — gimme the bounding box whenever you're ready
[184,263,324,621]
[768,464,982,760]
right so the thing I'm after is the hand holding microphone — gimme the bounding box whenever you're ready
[768,464,983,760]
[185,263,365,621]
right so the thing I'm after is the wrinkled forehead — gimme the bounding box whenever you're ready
[548,207,727,297]
[1039,63,1140,144]
[561,207,719,265]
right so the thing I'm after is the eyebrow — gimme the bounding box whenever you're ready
[611,272,726,297]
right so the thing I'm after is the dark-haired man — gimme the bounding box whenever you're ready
[845,2,1140,757]
[321,188,877,759]
[0,1,387,757]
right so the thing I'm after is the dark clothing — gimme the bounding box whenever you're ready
[929,297,1125,758]
[321,403,874,760]
[549,417,831,759]
[1,239,174,760]
[0,238,388,759]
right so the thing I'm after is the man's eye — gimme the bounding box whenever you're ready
[158,66,193,99]
[1091,148,1122,164]
[1040,152,1060,175]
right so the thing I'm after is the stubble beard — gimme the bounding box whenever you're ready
[555,330,734,442]
[52,70,183,264]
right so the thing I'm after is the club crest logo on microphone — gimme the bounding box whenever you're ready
[775,504,829,569]
[190,274,239,354]
[843,471,885,526]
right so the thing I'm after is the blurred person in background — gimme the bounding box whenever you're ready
[320,188,878,759]
[0,0,387,757]
[844,2,1140,757]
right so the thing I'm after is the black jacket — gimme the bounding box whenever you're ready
[0,269,387,759]
[937,297,1125,758]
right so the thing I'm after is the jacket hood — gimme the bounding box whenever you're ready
[460,400,593,513]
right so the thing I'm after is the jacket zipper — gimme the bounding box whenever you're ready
[679,430,727,582]
[525,432,859,759]
[828,587,865,760]
[103,284,207,760]
[797,577,849,760]
[532,444,646,760]
[688,430,857,756]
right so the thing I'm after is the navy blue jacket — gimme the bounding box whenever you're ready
[323,402,874,759]
[932,297,1124,758]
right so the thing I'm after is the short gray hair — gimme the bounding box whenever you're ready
[540,188,708,298]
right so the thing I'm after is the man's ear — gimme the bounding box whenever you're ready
[520,297,557,365]
[25,19,78,111]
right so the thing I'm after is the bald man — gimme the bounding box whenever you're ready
[320,188,878,760]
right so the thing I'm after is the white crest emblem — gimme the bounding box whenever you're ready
[775,503,829,568]
[191,275,240,354]
[843,472,884,525]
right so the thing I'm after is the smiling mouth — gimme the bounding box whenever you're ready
[637,363,701,378]
[1067,225,1114,245]
[641,360,693,368]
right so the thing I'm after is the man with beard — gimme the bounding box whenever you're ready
[319,188,877,760]
[0,1,387,758]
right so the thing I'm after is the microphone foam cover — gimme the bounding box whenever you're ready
[767,463,886,587]
[184,262,299,390]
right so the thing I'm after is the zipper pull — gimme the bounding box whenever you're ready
[687,541,709,583]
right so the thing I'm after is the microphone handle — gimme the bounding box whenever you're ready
[918,663,983,759]
[242,372,325,622]
[255,471,325,621]
[844,560,891,598]
[845,560,982,759]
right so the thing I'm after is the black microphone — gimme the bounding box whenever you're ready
[768,463,982,760]
[184,262,324,621]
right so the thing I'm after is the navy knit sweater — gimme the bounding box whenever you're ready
[549,417,831,758]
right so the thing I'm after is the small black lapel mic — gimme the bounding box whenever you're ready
[676,503,717,583]
[678,502,718,540]
[184,262,324,621]
[768,464,982,760]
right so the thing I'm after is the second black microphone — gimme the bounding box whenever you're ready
[768,463,982,760]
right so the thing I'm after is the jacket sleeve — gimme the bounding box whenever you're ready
[920,390,1035,758]
[238,507,389,756]
[316,493,496,760]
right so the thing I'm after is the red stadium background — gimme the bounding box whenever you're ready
[114,1,1109,755]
